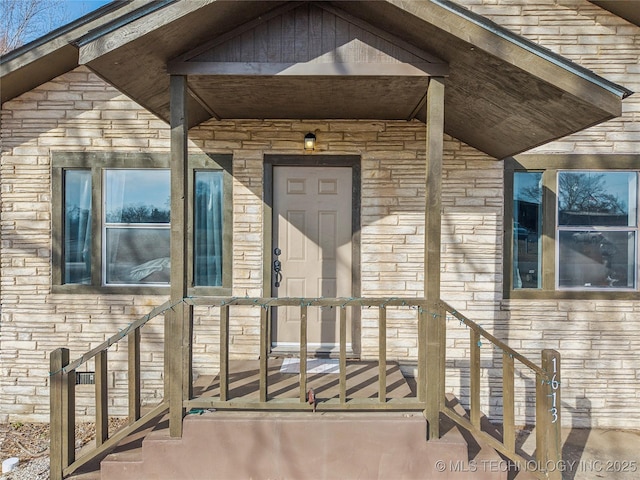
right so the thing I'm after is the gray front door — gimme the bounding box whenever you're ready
[272,166,353,353]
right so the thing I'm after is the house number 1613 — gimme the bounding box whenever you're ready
[550,357,559,424]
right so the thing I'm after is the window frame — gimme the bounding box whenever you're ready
[504,155,640,300]
[52,152,232,295]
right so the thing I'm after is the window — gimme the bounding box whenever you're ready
[53,153,232,294]
[103,169,171,285]
[506,156,640,299]
[64,170,92,285]
[557,171,636,290]
[513,172,542,289]
[194,171,225,286]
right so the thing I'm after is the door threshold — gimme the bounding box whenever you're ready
[269,348,359,360]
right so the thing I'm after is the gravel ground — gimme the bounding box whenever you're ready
[0,420,127,480]
[0,423,52,480]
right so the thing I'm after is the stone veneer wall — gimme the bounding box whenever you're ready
[0,69,172,421]
[0,67,437,421]
[452,0,640,428]
[1,0,638,428]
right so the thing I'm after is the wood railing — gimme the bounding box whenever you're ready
[49,299,177,480]
[184,296,428,411]
[440,301,561,480]
[50,296,560,479]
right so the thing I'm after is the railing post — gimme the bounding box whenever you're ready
[128,328,141,424]
[438,303,446,413]
[537,349,561,479]
[95,350,108,446]
[259,306,269,403]
[425,302,443,439]
[339,306,347,404]
[470,329,481,429]
[50,348,66,480]
[378,306,387,403]
[50,348,75,480]
[219,305,230,402]
[502,351,515,453]
[418,308,426,404]
[299,305,308,404]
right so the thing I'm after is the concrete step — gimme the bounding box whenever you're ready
[100,411,506,480]
[66,470,101,480]
[99,450,144,479]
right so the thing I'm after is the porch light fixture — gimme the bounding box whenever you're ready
[304,132,316,151]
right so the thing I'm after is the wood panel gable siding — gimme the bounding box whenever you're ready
[168,2,448,77]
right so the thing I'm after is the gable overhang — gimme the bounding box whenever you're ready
[0,0,167,104]
[590,1,640,27]
[2,0,632,159]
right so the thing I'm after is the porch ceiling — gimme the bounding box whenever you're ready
[185,75,430,121]
[3,0,632,159]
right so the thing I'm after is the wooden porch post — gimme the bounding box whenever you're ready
[168,74,191,437]
[424,77,445,439]
[50,348,73,480]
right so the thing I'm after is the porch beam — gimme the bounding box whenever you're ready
[169,74,190,437]
[424,76,445,440]
[167,61,447,77]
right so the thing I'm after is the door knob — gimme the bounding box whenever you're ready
[273,247,283,288]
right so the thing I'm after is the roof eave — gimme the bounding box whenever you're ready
[2,0,633,161]
[0,0,161,104]
[431,0,632,102]
[72,0,634,158]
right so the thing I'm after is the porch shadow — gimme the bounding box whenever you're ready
[193,359,415,403]
[560,396,592,480]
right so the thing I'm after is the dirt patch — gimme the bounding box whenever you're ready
[0,419,128,479]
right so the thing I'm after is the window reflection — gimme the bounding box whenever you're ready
[105,170,170,223]
[558,172,636,227]
[513,172,542,289]
[557,171,637,290]
[104,169,171,285]
[558,231,634,288]
[194,171,224,286]
[64,170,92,284]
[105,229,170,284]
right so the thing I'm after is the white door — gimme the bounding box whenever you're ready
[272,166,352,353]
